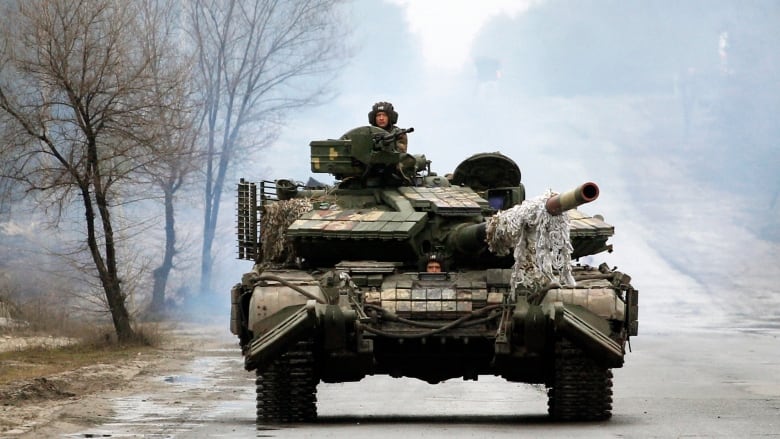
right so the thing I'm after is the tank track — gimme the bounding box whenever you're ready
[547,339,613,421]
[255,340,318,424]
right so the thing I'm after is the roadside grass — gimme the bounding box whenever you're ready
[1,294,166,386]
[0,340,158,386]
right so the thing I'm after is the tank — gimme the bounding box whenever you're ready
[230,125,639,424]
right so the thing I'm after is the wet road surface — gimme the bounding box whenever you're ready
[64,323,780,438]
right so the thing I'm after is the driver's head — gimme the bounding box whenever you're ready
[426,253,442,272]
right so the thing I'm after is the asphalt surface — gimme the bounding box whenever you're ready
[62,325,779,438]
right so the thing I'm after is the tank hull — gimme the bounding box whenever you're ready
[237,266,634,376]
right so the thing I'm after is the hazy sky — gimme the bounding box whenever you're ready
[266,1,550,181]
[268,1,629,185]
[267,0,776,190]
[387,0,538,73]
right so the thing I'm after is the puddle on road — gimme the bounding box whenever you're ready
[67,349,256,438]
[163,374,202,384]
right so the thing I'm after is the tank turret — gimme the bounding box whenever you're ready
[230,125,639,425]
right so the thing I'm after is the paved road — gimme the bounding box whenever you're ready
[65,325,779,438]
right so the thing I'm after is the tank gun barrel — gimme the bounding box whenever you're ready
[449,222,488,256]
[449,182,601,258]
[545,182,599,216]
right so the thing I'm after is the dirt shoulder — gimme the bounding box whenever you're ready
[0,323,217,437]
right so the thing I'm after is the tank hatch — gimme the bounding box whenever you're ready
[334,261,401,288]
[286,209,428,240]
[397,186,488,216]
[451,152,521,191]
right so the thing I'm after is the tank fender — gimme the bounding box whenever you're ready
[550,302,625,368]
[513,299,624,367]
[245,301,358,372]
[247,270,326,334]
[245,301,318,371]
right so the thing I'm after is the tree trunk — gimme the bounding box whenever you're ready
[200,202,216,295]
[199,150,229,296]
[104,275,135,343]
[199,104,229,296]
[199,111,217,296]
[150,188,176,314]
[81,184,136,342]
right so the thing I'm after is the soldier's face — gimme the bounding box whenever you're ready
[375,112,389,128]
[426,261,441,273]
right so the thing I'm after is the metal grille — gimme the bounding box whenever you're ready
[237,179,258,260]
[259,180,279,204]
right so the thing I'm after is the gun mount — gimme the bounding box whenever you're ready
[310,125,421,186]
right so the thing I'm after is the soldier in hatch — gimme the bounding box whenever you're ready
[368,101,408,153]
[426,254,443,273]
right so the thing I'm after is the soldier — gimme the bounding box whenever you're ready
[368,101,408,153]
[425,254,442,273]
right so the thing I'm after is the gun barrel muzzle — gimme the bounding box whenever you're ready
[545,182,599,215]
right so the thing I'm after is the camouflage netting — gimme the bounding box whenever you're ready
[260,199,313,264]
[486,190,575,293]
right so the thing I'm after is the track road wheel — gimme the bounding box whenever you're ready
[547,339,613,421]
[255,340,318,424]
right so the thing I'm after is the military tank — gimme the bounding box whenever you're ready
[231,125,638,424]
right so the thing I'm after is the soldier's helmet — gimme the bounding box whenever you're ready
[368,101,398,127]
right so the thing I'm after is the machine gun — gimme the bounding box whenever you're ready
[310,125,424,185]
[372,126,414,152]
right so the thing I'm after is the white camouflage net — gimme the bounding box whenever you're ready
[486,190,575,292]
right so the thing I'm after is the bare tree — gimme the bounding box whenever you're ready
[189,0,350,294]
[137,0,202,315]
[145,109,200,315]
[0,0,188,341]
